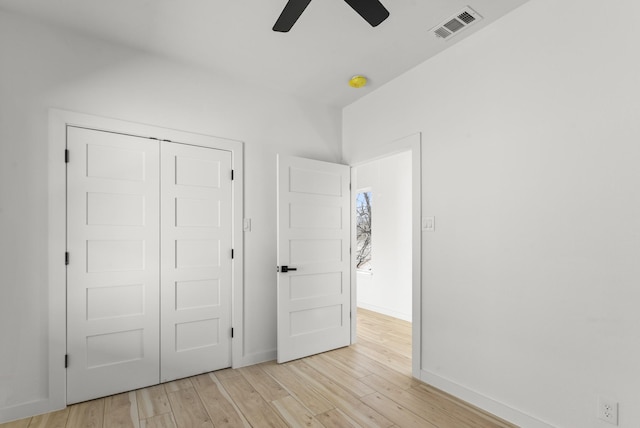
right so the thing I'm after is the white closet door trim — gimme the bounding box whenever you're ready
[48,109,244,411]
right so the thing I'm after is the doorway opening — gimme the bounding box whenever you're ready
[353,150,413,371]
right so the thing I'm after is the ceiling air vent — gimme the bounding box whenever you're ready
[430,6,483,41]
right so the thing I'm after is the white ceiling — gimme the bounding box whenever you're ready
[0,0,529,107]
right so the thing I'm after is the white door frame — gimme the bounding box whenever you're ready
[349,133,422,378]
[48,109,244,408]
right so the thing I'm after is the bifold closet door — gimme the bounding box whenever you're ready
[160,142,233,382]
[67,128,233,403]
[66,127,160,404]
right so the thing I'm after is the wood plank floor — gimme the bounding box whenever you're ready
[1,309,516,428]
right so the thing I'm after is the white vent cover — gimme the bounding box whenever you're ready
[430,6,483,41]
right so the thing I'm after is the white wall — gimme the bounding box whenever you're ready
[355,152,412,321]
[343,0,640,427]
[0,10,341,422]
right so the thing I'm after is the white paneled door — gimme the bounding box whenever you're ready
[66,127,161,404]
[160,142,232,382]
[276,155,351,363]
[67,127,232,404]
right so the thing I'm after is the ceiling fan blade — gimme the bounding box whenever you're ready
[343,0,389,27]
[273,0,313,32]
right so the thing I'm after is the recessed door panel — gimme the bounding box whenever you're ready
[175,239,220,268]
[289,239,342,264]
[175,319,220,351]
[87,192,145,226]
[289,272,342,301]
[176,279,220,310]
[289,167,342,196]
[290,305,342,336]
[86,240,145,272]
[176,198,220,227]
[176,157,221,188]
[289,203,342,229]
[86,284,144,320]
[86,329,145,368]
[87,144,145,182]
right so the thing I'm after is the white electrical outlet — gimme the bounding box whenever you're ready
[597,396,618,425]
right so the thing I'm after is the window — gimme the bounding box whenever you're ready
[356,191,372,271]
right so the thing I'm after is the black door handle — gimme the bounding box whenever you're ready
[280,266,297,273]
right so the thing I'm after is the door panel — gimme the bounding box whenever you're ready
[160,142,232,382]
[277,155,351,363]
[66,127,160,404]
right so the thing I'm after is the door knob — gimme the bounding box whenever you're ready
[279,266,297,273]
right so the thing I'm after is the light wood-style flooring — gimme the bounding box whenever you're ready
[2,309,515,428]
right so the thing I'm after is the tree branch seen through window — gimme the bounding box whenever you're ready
[356,191,372,270]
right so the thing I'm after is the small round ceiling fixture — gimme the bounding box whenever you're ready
[349,75,368,88]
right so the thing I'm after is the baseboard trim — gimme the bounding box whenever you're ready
[420,369,555,428]
[356,303,411,322]
[236,349,277,368]
[0,398,64,425]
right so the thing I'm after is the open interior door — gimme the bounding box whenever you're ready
[277,155,351,363]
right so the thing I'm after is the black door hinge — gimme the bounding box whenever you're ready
[65,149,69,163]
[231,170,234,180]
[65,354,69,368]
[65,252,69,265]
[231,249,234,259]
[231,328,234,338]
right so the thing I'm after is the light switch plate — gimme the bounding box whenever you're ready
[423,216,435,231]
